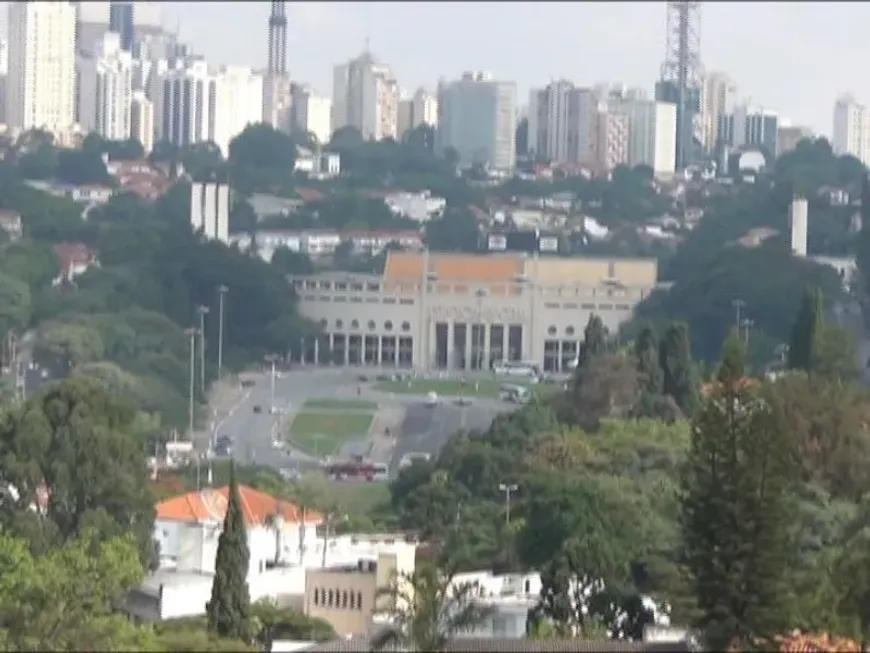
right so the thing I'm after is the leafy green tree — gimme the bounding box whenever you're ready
[634,325,663,395]
[788,285,824,371]
[370,562,494,652]
[423,207,480,252]
[207,463,252,640]
[0,271,31,337]
[0,378,156,563]
[659,322,698,416]
[55,148,111,186]
[679,335,798,648]
[812,324,860,383]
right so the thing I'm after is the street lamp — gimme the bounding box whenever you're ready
[217,285,228,377]
[731,299,745,332]
[498,483,519,526]
[265,353,279,409]
[741,318,754,348]
[184,327,199,441]
[197,305,210,395]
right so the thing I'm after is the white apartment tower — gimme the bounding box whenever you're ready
[397,87,438,140]
[212,66,264,156]
[290,84,332,145]
[78,32,133,141]
[527,82,600,168]
[7,1,77,141]
[833,96,870,165]
[332,53,398,141]
[437,71,517,172]
[157,60,213,148]
[618,100,677,177]
[130,90,154,152]
[190,181,229,244]
[701,72,737,152]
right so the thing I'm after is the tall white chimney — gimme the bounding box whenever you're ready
[790,197,808,257]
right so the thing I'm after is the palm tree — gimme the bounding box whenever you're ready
[369,562,494,652]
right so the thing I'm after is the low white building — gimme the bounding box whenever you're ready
[294,147,341,179]
[384,191,446,223]
[230,229,423,262]
[124,485,425,622]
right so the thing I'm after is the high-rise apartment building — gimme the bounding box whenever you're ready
[617,100,677,176]
[717,105,779,157]
[130,90,154,152]
[108,1,134,52]
[777,125,813,157]
[701,72,737,152]
[437,71,516,172]
[833,96,870,165]
[7,1,77,142]
[527,80,575,163]
[212,66,263,156]
[78,32,133,140]
[397,87,438,140]
[156,59,213,148]
[290,84,332,145]
[594,111,629,172]
[332,52,398,141]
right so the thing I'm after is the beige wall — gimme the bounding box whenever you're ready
[529,257,657,287]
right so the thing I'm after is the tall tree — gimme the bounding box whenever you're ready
[370,562,493,652]
[788,285,824,371]
[634,326,663,395]
[577,314,608,369]
[207,462,252,640]
[659,323,699,416]
[679,336,798,648]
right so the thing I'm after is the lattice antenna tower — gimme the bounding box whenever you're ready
[268,0,288,76]
[660,1,703,91]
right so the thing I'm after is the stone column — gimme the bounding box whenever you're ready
[313,338,319,365]
[377,337,383,366]
[446,320,455,371]
[483,322,491,370]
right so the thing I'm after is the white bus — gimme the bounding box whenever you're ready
[492,360,540,379]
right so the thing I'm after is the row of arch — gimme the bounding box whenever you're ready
[547,325,577,337]
[319,318,412,333]
[312,587,364,611]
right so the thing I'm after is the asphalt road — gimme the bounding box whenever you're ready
[210,367,517,476]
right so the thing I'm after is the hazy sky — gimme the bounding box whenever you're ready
[3,2,863,136]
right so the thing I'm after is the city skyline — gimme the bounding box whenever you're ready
[134,0,865,138]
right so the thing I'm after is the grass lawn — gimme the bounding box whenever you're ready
[288,412,374,456]
[302,398,378,411]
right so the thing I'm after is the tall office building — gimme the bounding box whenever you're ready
[717,104,779,157]
[701,71,737,152]
[108,1,134,52]
[290,84,332,145]
[78,32,133,140]
[437,71,516,172]
[397,87,438,140]
[833,96,870,165]
[617,100,677,176]
[130,90,154,152]
[332,52,398,141]
[7,2,77,142]
[157,59,214,147]
[527,81,607,168]
[212,66,264,156]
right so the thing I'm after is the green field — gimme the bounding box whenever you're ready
[288,412,374,455]
[302,398,378,411]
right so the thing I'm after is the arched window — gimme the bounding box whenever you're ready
[384,320,393,331]
[401,321,411,332]
[342,590,349,608]
[351,319,359,329]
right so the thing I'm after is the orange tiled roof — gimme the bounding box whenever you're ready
[383,251,524,283]
[155,485,323,527]
[730,631,861,652]
[701,376,756,397]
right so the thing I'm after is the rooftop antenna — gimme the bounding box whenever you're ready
[363,2,372,54]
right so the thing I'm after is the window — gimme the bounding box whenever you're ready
[401,321,411,332]
[335,319,343,329]
[349,591,356,610]
[314,588,320,605]
[319,319,327,328]
[367,320,376,330]
[356,591,363,610]
[384,320,393,331]
[351,319,359,329]
[547,325,557,336]
[566,326,575,336]
[327,589,334,606]
[342,591,348,608]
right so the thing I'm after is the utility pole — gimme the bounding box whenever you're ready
[217,285,228,378]
[498,483,519,526]
[265,353,279,410]
[321,510,337,567]
[197,305,210,396]
[741,318,754,348]
[731,299,745,333]
[185,327,199,441]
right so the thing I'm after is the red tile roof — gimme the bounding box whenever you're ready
[155,485,323,527]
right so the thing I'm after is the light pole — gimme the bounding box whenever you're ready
[197,305,210,395]
[217,285,228,378]
[265,353,279,409]
[741,318,754,348]
[184,327,199,441]
[731,299,745,333]
[498,483,519,526]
